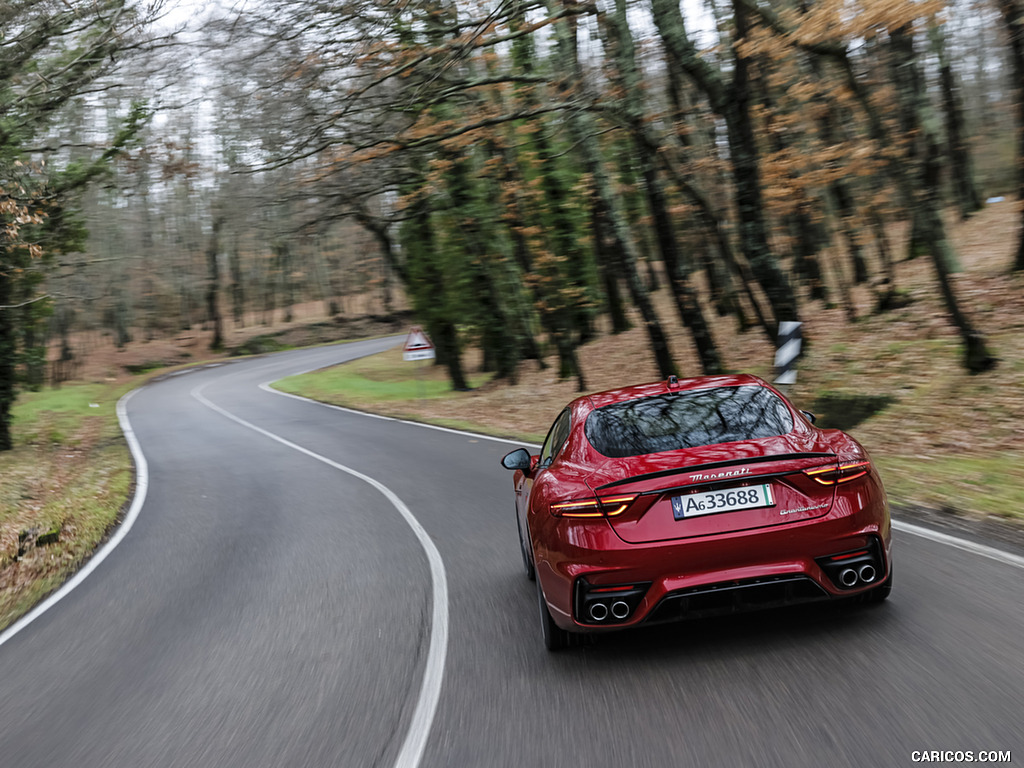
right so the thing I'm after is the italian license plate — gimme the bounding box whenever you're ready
[672,484,775,520]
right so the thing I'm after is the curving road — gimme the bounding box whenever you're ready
[1,337,1021,767]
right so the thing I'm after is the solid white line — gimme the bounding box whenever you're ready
[0,388,150,649]
[191,382,448,768]
[892,519,1024,570]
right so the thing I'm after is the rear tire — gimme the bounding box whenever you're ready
[538,580,571,651]
[863,564,893,604]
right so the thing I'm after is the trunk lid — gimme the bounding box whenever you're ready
[586,437,837,544]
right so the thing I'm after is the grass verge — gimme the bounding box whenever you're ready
[876,454,1024,520]
[0,380,138,631]
[273,346,547,444]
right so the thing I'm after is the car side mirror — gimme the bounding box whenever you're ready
[501,448,533,472]
[800,410,817,424]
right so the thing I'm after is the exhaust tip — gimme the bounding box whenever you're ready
[611,601,630,620]
[839,568,858,588]
[858,564,876,583]
[589,602,609,621]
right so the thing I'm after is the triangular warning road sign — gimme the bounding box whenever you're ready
[403,326,434,351]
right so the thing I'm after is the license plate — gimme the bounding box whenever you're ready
[672,484,775,520]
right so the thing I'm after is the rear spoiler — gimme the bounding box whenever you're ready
[594,452,835,491]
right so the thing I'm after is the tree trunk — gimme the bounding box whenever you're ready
[114,293,132,348]
[261,249,276,325]
[51,303,77,386]
[443,145,523,381]
[206,214,225,351]
[728,0,799,333]
[930,20,983,220]
[20,303,45,391]
[645,258,661,293]
[996,0,1024,269]
[870,207,903,311]
[825,246,858,323]
[356,212,407,285]
[789,213,831,302]
[591,206,632,335]
[402,181,470,390]
[229,231,245,326]
[273,241,295,323]
[177,265,193,330]
[0,268,15,450]
[831,181,869,284]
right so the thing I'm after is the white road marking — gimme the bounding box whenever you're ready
[191,380,448,768]
[892,520,1024,570]
[0,389,150,648]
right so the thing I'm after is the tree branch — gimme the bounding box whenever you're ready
[0,294,50,311]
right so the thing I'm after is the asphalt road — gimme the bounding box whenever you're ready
[1,337,1021,768]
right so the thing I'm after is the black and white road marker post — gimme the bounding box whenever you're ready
[774,321,802,386]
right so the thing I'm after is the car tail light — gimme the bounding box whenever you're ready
[597,495,637,516]
[551,494,638,518]
[804,461,871,485]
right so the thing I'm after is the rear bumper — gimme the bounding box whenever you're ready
[645,574,829,624]
[534,500,891,632]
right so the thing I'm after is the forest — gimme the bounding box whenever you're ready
[2,0,1023,450]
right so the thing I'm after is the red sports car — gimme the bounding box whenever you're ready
[501,374,892,650]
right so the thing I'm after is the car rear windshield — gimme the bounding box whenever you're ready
[585,385,794,458]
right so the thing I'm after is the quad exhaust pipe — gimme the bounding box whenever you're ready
[589,603,609,621]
